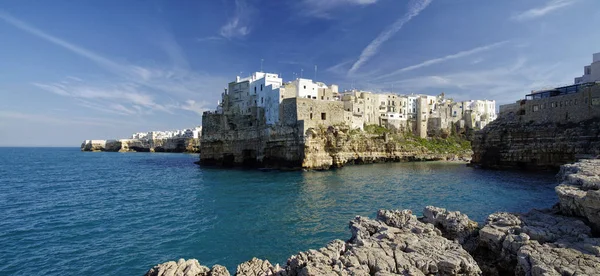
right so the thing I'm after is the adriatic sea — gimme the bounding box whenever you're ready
[0,147,557,275]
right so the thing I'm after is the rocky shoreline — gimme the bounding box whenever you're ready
[145,159,600,276]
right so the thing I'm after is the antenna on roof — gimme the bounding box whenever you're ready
[314,65,317,80]
[260,58,264,72]
[300,68,304,78]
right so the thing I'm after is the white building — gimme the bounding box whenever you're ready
[130,126,202,140]
[292,78,320,99]
[403,95,418,119]
[574,52,600,84]
[462,100,496,129]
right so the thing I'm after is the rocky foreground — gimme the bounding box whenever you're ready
[145,159,600,276]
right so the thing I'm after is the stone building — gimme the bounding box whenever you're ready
[280,98,348,133]
[506,82,600,124]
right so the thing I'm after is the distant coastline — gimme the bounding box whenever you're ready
[81,138,200,153]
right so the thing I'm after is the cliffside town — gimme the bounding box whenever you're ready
[200,72,495,169]
[81,127,202,153]
[471,52,600,170]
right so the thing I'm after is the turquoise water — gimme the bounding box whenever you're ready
[0,147,558,275]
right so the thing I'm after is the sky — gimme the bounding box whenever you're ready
[1,0,599,146]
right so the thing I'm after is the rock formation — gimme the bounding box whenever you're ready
[555,159,600,233]
[302,126,472,170]
[81,138,200,153]
[470,112,600,170]
[146,159,600,276]
[145,208,481,276]
[200,124,472,170]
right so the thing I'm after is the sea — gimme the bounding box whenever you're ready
[0,147,558,275]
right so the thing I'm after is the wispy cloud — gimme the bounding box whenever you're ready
[0,10,128,74]
[176,100,212,115]
[0,111,134,127]
[32,81,172,115]
[196,36,223,42]
[511,0,577,21]
[375,41,509,80]
[0,10,228,117]
[368,57,579,104]
[348,0,432,76]
[219,0,254,39]
[301,0,378,18]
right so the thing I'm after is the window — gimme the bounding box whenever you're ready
[310,107,313,111]
[533,105,539,112]
[303,85,306,89]
[321,96,324,100]
[261,97,263,104]
[358,108,360,112]
[254,87,256,93]
[310,113,313,120]
[260,84,263,91]
[321,113,326,120]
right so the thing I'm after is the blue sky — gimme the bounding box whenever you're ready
[1,0,599,146]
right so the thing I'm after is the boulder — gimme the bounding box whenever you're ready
[555,159,600,233]
[144,258,211,276]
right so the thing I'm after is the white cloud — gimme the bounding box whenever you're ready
[177,100,212,115]
[219,0,254,39]
[375,41,509,80]
[301,0,378,18]
[511,0,577,21]
[348,0,432,75]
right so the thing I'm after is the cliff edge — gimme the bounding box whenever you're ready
[470,112,600,170]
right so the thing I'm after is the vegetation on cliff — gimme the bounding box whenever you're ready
[331,124,472,155]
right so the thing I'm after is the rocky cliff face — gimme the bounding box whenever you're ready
[200,125,472,170]
[146,159,600,276]
[471,113,600,170]
[81,138,200,153]
[303,126,472,170]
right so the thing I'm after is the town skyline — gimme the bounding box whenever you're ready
[1,0,599,146]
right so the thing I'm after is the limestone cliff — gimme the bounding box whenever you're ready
[471,112,600,170]
[303,126,472,170]
[200,124,472,170]
[81,138,200,153]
